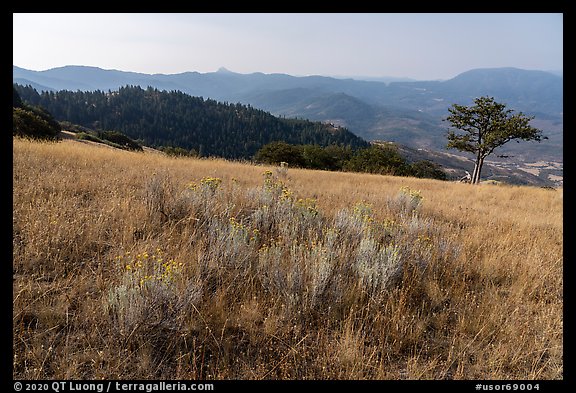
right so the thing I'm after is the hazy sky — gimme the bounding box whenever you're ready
[13,13,563,80]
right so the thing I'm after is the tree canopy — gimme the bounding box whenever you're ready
[445,96,544,184]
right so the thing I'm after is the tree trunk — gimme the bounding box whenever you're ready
[471,158,479,184]
[470,149,485,185]
[473,156,485,184]
[471,161,479,184]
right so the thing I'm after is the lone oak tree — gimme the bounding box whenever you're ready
[445,96,545,184]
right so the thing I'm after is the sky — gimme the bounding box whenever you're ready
[13,13,563,81]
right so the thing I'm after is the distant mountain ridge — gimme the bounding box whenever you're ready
[13,65,563,162]
[13,65,563,113]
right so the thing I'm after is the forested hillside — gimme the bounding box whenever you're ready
[14,65,562,163]
[14,84,368,159]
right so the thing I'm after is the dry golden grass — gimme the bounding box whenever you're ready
[13,137,562,380]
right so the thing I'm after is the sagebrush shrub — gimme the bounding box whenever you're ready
[106,249,202,340]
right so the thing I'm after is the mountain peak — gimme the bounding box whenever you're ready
[216,67,235,74]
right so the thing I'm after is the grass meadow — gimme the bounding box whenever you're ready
[13,137,563,380]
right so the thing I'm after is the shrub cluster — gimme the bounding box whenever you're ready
[75,131,143,151]
[254,141,447,180]
[101,170,461,376]
[13,87,61,139]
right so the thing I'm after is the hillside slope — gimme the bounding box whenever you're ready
[14,84,368,159]
[13,137,563,379]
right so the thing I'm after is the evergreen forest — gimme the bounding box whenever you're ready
[14,84,369,159]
